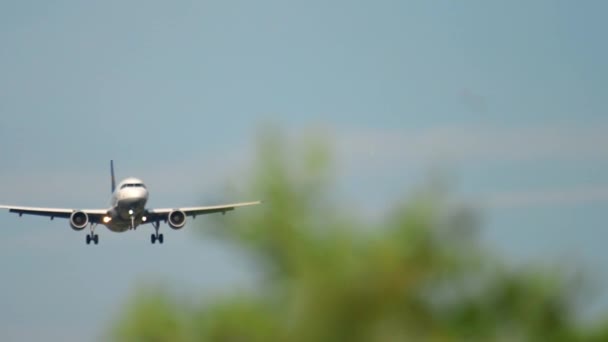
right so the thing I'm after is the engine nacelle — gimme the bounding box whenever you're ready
[168,210,186,230]
[70,211,89,231]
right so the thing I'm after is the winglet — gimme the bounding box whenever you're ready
[111,160,116,193]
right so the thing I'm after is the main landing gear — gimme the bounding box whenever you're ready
[86,234,99,245]
[86,223,99,245]
[151,221,163,244]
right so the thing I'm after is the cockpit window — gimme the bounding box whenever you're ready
[120,183,146,189]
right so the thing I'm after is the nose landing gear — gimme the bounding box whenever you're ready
[129,209,136,230]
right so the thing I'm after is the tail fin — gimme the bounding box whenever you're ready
[111,160,116,193]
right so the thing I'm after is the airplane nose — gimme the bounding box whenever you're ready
[137,188,149,199]
[121,187,148,200]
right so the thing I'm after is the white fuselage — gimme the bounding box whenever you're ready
[106,177,149,232]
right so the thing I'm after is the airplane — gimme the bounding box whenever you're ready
[0,161,260,245]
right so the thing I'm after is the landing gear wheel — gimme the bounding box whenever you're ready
[86,223,98,245]
[151,221,162,245]
[86,234,99,245]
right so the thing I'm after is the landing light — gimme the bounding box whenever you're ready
[128,209,134,215]
[142,216,147,222]
[102,216,112,223]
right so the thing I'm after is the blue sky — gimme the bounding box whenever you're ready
[0,1,607,340]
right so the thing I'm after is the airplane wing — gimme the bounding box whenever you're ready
[0,205,108,223]
[145,201,261,222]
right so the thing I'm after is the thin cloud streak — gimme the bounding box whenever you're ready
[335,122,608,165]
[479,184,608,209]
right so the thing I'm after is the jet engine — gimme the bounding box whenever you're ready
[168,210,186,229]
[70,211,89,231]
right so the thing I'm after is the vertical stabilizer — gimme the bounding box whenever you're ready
[111,160,116,193]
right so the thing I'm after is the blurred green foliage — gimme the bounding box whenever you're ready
[111,129,608,341]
